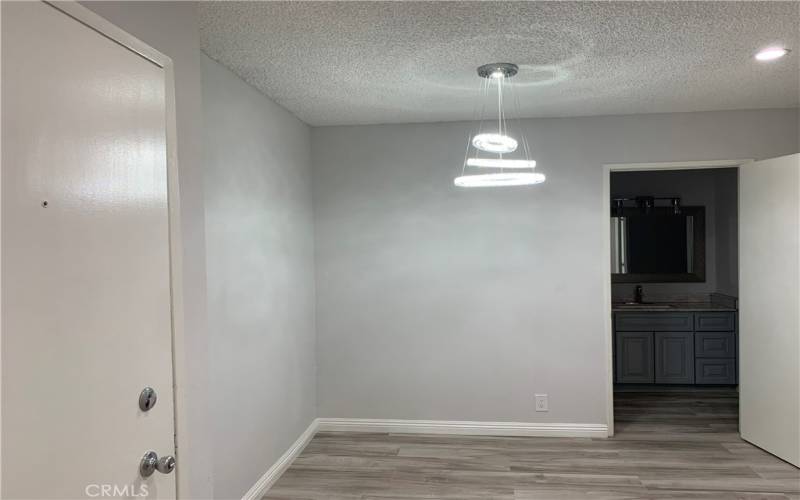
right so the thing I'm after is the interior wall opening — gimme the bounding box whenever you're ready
[607,165,740,438]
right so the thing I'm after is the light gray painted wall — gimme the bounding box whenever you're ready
[79,3,213,497]
[202,55,317,499]
[312,109,798,424]
[610,168,738,300]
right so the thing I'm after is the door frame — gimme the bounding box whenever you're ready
[601,159,751,436]
[0,2,188,496]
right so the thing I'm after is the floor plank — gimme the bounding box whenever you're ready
[265,388,800,499]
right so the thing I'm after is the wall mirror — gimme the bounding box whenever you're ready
[611,205,705,283]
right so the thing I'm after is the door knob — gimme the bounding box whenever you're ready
[157,455,176,474]
[140,451,176,477]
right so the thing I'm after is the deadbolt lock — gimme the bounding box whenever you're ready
[139,387,157,412]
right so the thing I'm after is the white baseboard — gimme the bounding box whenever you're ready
[316,418,608,438]
[244,417,607,498]
[241,418,319,500]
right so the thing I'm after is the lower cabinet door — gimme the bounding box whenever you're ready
[655,332,695,384]
[615,332,654,383]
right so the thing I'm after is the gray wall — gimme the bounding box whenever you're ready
[312,109,798,424]
[79,3,213,497]
[202,55,317,499]
[610,168,738,300]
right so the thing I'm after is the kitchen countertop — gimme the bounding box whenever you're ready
[612,302,737,312]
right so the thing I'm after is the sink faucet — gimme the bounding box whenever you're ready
[634,285,644,304]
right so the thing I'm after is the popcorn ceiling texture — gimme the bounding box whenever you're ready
[200,1,800,126]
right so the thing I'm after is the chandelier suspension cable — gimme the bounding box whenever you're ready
[476,76,492,157]
[479,76,491,152]
[508,72,532,162]
[462,75,491,177]
[500,69,529,164]
[497,75,504,138]
[497,75,506,171]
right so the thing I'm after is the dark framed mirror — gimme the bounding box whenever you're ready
[611,206,705,283]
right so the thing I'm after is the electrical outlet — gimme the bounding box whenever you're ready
[535,394,549,412]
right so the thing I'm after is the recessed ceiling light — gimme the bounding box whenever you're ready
[755,47,790,61]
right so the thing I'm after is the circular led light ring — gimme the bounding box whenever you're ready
[755,47,790,61]
[472,133,518,154]
[466,158,536,169]
[454,172,546,187]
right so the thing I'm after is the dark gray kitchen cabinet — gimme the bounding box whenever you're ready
[614,311,737,385]
[615,332,654,383]
[655,332,694,384]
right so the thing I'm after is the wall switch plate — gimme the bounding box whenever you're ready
[535,394,548,412]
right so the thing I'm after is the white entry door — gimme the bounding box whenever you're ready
[2,2,177,498]
[739,153,800,467]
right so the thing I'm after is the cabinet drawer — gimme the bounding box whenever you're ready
[694,312,735,331]
[695,358,736,384]
[615,312,693,331]
[695,332,736,358]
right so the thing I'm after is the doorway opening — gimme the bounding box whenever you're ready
[601,160,748,437]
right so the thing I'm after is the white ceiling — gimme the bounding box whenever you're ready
[199,1,800,126]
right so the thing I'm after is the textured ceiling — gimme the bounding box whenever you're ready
[200,1,800,126]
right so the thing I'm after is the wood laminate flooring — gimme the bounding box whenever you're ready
[265,389,800,499]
